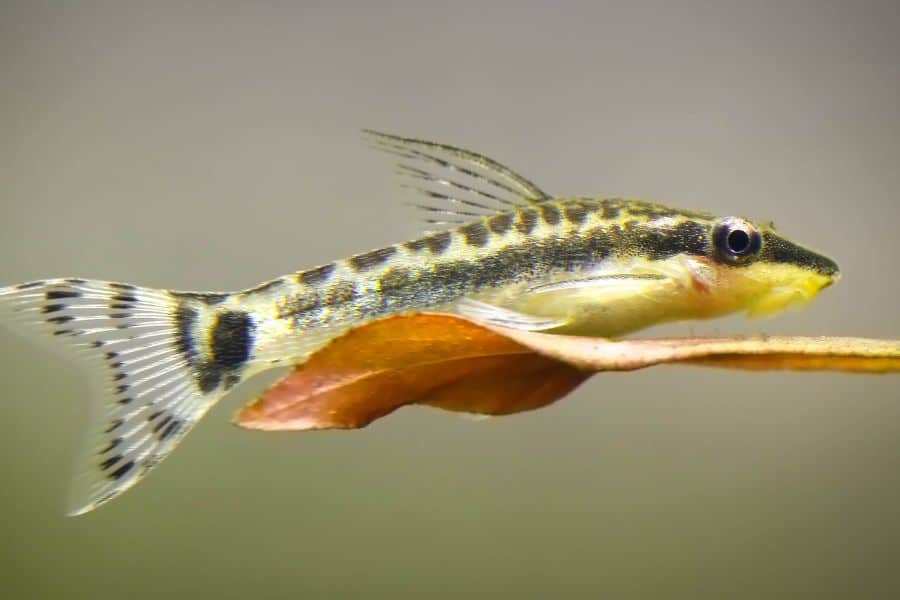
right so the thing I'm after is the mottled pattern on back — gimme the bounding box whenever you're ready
[235,197,719,365]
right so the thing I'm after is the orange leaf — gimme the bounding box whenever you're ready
[235,314,588,431]
[235,314,900,432]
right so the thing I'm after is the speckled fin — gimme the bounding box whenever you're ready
[0,279,228,515]
[365,129,551,227]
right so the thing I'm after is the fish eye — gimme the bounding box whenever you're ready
[713,217,762,263]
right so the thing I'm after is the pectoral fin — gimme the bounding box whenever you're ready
[525,273,668,296]
[454,298,568,331]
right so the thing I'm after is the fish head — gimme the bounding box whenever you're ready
[709,216,840,317]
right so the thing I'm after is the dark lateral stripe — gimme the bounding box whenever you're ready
[641,220,709,260]
[348,246,397,271]
[460,222,490,247]
[370,218,716,316]
[299,263,336,286]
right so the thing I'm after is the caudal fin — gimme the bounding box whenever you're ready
[0,278,250,515]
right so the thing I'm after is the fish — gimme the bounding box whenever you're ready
[0,130,840,515]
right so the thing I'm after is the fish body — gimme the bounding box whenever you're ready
[0,131,839,514]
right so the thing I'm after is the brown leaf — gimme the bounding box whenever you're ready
[235,314,900,432]
[492,329,900,374]
[235,314,588,431]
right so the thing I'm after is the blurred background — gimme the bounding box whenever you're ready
[2,1,899,598]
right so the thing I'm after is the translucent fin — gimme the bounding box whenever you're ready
[526,273,669,296]
[0,278,240,515]
[454,298,567,331]
[364,130,551,223]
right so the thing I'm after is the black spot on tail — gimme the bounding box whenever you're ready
[188,310,257,394]
[197,370,221,394]
[210,311,255,370]
[174,305,199,364]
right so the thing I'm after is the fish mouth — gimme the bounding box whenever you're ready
[747,271,837,317]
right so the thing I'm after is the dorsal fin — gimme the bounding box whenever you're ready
[364,130,551,227]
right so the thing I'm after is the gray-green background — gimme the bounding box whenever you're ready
[2,1,899,598]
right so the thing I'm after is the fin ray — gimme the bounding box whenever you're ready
[454,298,568,331]
[525,273,669,295]
[0,279,234,515]
[365,130,551,226]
